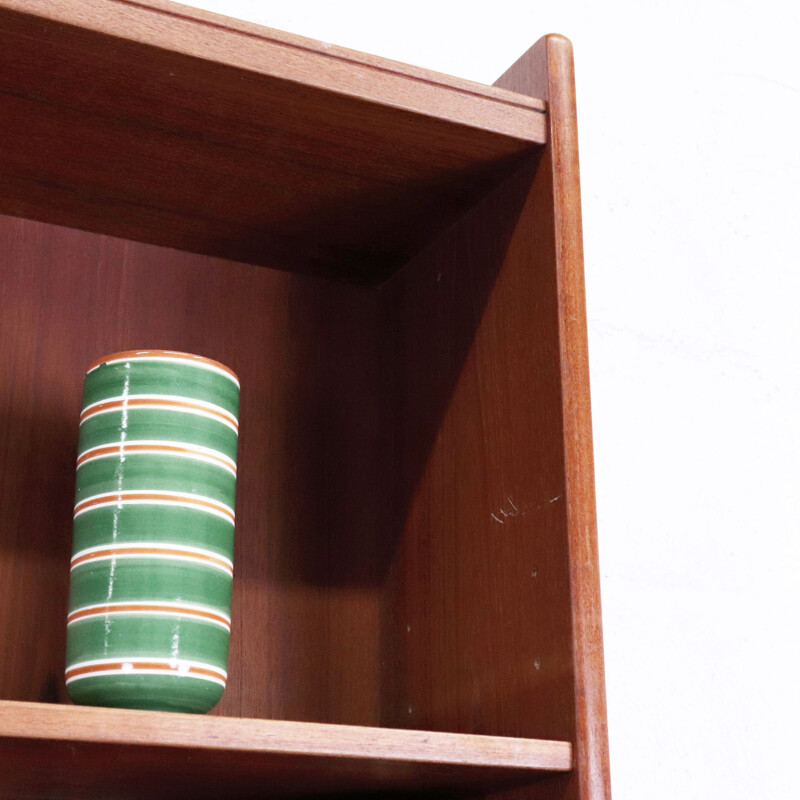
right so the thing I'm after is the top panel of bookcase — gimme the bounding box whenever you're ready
[0,0,547,282]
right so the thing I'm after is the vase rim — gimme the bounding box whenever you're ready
[86,350,239,385]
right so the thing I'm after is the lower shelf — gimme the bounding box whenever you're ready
[0,700,571,799]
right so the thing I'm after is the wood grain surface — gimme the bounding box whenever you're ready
[0,0,546,120]
[0,700,570,799]
[0,10,607,799]
[0,0,545,282]
[0,214,386,724]
[373,135,577,800]
[492,35,612,800]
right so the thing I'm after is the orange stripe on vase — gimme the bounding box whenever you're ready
[73,491,235,525]
[76,442,236,475]
[68,602,231,630]
[70,545,233,576]
[79,396,238,430]
[65,660,227,683]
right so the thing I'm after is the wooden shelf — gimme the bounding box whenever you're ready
[0,700,571,799]
[0,0,545,282]
[0,2,610,799]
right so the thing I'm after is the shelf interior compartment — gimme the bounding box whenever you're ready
[0,146,576,796]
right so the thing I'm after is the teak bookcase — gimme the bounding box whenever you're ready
[0,1,610,799]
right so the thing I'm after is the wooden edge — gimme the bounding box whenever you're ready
[495,35,612,800]
[0,700,572,772]
[132,0,547,111]
[0,0,547,143]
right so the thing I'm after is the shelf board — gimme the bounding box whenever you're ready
[0,700,571,799]
[0,0,547,282]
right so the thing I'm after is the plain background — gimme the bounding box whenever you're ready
[180,2,800,797]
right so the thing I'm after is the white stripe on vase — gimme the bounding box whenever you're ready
[80,394,238,433]
[73,490,235,525]
[70,542,234,577]
[77,440,237,477]
[65,657,227,688]
[68,600,231,631]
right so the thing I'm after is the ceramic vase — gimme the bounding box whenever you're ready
[65,350,239,713]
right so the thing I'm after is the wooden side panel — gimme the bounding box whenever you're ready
[375,34,608,800]
[377,147,575,739]
[0,215,383,726]
[493,36,611,800]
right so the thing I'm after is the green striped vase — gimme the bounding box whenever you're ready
[66,350,240,713]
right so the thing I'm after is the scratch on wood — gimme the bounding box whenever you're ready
[492,496,525,523]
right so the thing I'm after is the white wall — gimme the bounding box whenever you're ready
[181,2,800,797]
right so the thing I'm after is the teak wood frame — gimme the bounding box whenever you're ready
[0,2,610,799]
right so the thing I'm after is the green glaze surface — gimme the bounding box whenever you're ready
[78,410,238,462]
[69,561,232,612]
[67,672,225,713]
[75,455,236,508]
[82,360,239,417]
[72,505,234,558]
[67,616,230,666]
